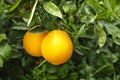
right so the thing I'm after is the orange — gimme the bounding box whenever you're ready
[23,27,48,57]
[41,30,73,65]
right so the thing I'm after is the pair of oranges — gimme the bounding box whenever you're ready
[23,27,73,65]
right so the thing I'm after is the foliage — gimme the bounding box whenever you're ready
[0,0,120,80]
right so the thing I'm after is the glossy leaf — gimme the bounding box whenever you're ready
[104,22,120,45]
[58,64,69,78]
[0,34,7,42]
[112,36,120,45]
[69,72,78,80]
[104,0,113,11]
[11,22,28,30]
[7,0,21,13]
[62,2,77,14]
[11,49,22,58]
[0,56,4,67]
[94,25,107,48]
[0,0,120,80]
[0,42,12,60]
[87,0,103,13]
[43,2,63,19]
[0,0,9,14]
[47,75,58,80]
[77,24,86,37]
[46,64,56,73]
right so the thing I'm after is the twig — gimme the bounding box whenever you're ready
[27,0,38,26]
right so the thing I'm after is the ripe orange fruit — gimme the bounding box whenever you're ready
[41,30,73,65]
[23,27,48,57]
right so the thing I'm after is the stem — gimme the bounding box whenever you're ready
[27,0,38,26]
[93,64,108,76]
[28,25,40,31]
[36,60,47,69]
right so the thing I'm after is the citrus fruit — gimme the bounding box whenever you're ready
[23,28,48,57]
[41,30,73,65]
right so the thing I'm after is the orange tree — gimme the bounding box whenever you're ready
[0,0,120,80]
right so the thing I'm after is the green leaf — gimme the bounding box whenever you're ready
[104,23,120,36]
[0,34,7,42]
[11,49,22,58]
[0,42,12,60]
[43,2,63,19]
[87,0,104,13]
[76,24,86,38]
[62,5,69,14]
[11,22,28,30]
[47,75,58,80]
[98,33,106,48]
[0,55,4,67]
[103,0,117,11]
[69,72,78,80]
[104,0,113,11]
[58,64,69,78]
[94,25,107,48]
[112,36,120,45]
[7,0,21,13]
[0,0,9,14]
[104,22,120,45]
[46,64,56,73]
[62,2,77,14]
